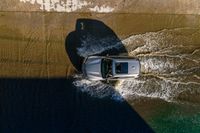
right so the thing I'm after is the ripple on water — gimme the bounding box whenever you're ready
[75,27,200,103]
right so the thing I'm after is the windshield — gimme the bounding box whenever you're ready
[101,58,112,78]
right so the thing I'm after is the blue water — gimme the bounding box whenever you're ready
[147,102,200,133]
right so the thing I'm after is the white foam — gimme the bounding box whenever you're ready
[89,5,114,13]
[19,0,115,12]
[73,75,124,101]
[73,74,200,102]
[77,34,123,57]
[115,75,200,102]
[75,28,200,102]
[20,0,90,12]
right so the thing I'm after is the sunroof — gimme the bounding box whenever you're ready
[115,62,128,74]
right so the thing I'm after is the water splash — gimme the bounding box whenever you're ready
[75,28,200,103]
[77,34,123,57]
[116,75,200,102]
[73,75,124,102]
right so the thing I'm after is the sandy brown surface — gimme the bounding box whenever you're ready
[0,0,199,78]
[0,12,199,78]
[0,1,200,132]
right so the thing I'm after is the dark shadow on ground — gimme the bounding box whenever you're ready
[0,19,154,133]
[0,78,154,133]
[65,19,127,72]
[63,19,154,132]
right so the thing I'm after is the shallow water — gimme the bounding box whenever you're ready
[0,12,200,132]
[76,27,200,103]
[74,27,200,132]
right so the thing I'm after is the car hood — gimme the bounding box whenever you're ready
[85,57,103,80]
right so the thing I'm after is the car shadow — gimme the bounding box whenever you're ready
[65,18,127,72]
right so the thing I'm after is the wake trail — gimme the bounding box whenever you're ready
[74,27,200,103]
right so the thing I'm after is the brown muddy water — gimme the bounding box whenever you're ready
[0,12,200,132]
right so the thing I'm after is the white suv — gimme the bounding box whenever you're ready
[82,56,140,81]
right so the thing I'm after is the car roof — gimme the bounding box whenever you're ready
[85,56,140,79]
[110,57,140,78]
